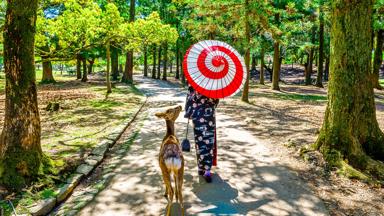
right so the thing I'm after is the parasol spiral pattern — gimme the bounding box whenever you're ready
[183,40,247,99]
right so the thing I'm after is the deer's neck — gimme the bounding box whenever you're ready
[165,120,175,138]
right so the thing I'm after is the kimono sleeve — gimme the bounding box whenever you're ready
[184,87,195,119]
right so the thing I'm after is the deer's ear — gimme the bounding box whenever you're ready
[155,112,165,118]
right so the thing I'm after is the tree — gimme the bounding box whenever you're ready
[162,42,168,80]
[36,10,57,84]
[305,20,316,86]
[41,47,56,83]
[122,0,135,84]
[157,46,162,79]
[111,45,120,81]
[314,0,384,179]
[0,0,43,190]
[81,56,88,82]
[101,3,124,93]
[143,45,148,77]
[76,55,82,79]
[260,46,265,85]
[372,0,384,89]
[152,45,157,78]
[373,30,383,90]
[315,0,325,88]
[241,0,251,102]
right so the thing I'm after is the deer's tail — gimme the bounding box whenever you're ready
[164,157,182,172]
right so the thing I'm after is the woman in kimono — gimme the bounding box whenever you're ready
[185,86,219,183]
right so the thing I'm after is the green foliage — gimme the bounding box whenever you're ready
[33,0,179,63]
[374,0,384,30]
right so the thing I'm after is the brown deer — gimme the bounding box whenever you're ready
[155,105,185,216]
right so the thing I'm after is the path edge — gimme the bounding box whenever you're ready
[28,95,148,216]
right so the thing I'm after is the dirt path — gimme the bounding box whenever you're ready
[78,77,328,216]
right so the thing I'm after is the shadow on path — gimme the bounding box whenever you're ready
[78,76,328,216]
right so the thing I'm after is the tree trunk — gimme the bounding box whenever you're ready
[119,63,123,75]
[251,54,256,71]
[0,0,42,190]
[76,55,82,79]
[42,58,55,83]
[157,46,162,79]
[162,43,168,81]
[241,0,251,102]
[272,13,281,91]
[152,46,157,79]
[88,58,94,75]
[324,56,329,81]
[306,25,316,85]
[181,49,186,85]
[81,58,87,82]
[315,0,384,177]
[176,42,180,79]
[123,52,133,83]
[106,41,112,93]
[373,30,383,90]
[272,41,280,90]
[122,0,135,84]
[260,47,265,85]
[316,4,325,88]
[143,46,148,77]
[111,46,119,81]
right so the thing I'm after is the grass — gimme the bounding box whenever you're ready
[0,70,145,215]
[262,91,327,102]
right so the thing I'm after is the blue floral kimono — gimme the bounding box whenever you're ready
[185,86,219,172]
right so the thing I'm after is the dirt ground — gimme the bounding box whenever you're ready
[226,64,384,216]
[166,63,384,215]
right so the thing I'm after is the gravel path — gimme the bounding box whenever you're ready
[78,76,328,216]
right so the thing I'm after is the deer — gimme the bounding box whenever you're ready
[155,105,185,216]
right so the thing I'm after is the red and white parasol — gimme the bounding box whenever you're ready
[183,40,247,99]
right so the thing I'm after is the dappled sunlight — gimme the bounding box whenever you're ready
[79,77,327,216]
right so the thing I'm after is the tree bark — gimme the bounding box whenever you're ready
[111,46,119,81]
[81,58,87,82]
[122,0,135,84]
[106,41,112,93]
[373,30,383,90]
[251,54,256,71]
[152,45,157,79]
[0,0,42,190]
[324,56,329,81]
[88,58,95,75]
[316,3,325,88]
[272,13,281,91]
[315,0,384,176]
[175,42,180,79]
[306,25,316,85]
[42,58,55,83]
[241,0,251,102]
[162,43,168,81]
[272,41,280,90]
[143,46,148,77]
[260,47,265,85]
[157,46,162,79]
[76,55,82,79]
[123,52,133,83]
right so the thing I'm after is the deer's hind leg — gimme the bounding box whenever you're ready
[177,167,185,216]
